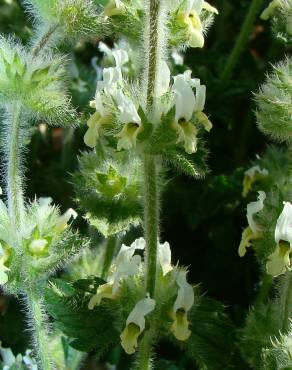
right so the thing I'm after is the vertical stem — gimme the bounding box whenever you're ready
[143,155,159,298]
[138,2,164,366]
[134,331,154,370]
[24,285,55,370]
[6,103,25,227]
[279,271,292,333]
[101,235,118,279]
[146,0,160,109]
[143,0,165,297]
[219,0,264,84]
[4,24,60,370]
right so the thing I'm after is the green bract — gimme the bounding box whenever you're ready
[255,57,292,143]
[73,151,143,237]
[0,36,75,124]
[23,0,101,40]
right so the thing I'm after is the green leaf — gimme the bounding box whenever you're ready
[239,303,281,369]
[45,278,122,354]
[183,297,239,370]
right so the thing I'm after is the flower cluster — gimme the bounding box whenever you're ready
[0,195,77,289]
[100,0,218,50]
[84,47,212,155]
[0,36,75,123]
[88,238,194,354]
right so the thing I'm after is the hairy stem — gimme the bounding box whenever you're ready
[219,0,264,84]
[134,330,154,370]
[101,235,118,279]
[24,285,55,370]
[143,155,159,298]
[32,24,59,58]
[6,103,25,227]
[140,0,165,367]
[143,0,165,296]
[279,271,292,332]
[146,0,160,108]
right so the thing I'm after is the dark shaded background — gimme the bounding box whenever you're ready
[0,0,287,367]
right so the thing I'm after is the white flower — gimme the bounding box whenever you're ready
[170,271,194,341]
[238,191,266,257]
[242,165,269,197]
[247,191,266,235]
[95,48,128,95]
[112,49,129,68]
[120,295,156,354]
[172,71,201,122]
[84,48,129,149]
[113,90,142,151]
[98,67,121,95]
[171,71,206,154]
[274,202,292,245]
[266,202,292,276]
[113,90,141,125]
[88,238,145,309]
[109,237,145,293]
[158,241,173,276]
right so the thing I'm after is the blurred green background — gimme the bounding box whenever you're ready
[0,0,288,368]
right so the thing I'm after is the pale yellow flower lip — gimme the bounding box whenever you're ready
[120,295,155,354]
[266,241,291,277]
